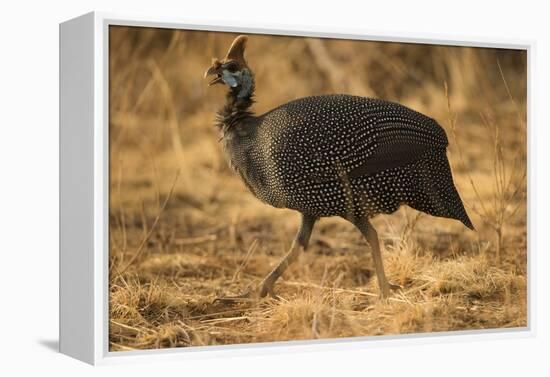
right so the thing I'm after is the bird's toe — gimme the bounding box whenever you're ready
[213,289,256,304]
[389,282,403,291]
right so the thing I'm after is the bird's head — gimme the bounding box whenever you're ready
[204,35,254,98]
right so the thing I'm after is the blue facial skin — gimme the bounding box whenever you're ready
[222,68,253,99]
[221,70,239,87]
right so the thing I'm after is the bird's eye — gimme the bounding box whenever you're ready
[224,62,239,72]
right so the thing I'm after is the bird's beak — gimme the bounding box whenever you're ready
[204,65,223,86]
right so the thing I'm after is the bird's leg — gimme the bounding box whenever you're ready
[356,219,401,299]
[257,215,314,297]
[215,214,316,303]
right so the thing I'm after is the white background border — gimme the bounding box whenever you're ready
[1,0,548,375]
[97,12,534,365]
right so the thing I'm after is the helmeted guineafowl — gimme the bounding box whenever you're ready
[204,35,474,299]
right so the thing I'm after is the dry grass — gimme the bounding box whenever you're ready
[108,27,527,351]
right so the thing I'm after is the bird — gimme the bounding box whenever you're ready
[204,35,473,300]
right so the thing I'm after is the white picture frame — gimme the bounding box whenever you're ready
[59,11,535,365]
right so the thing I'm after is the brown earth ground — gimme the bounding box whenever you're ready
[108,27,527,351]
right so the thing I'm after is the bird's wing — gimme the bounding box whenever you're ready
[346,118,449,178]
[267,96,449,183]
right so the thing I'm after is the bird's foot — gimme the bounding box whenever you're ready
[213,289,257,304]
[389,282,403,291]
[213,281,276,304]
[379,281,403,299]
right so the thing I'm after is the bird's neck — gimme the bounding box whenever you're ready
[216,74,256,134]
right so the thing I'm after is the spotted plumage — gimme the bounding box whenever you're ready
[205,35,473,300]
[220,94,472,229]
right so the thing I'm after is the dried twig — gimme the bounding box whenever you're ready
[147,59,186,167]
[174,234,218,246]
[231,239,259,283]
[114,170,180,277]
[445,74,526,263]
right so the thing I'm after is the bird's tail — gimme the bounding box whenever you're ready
[432,152,475,230]
[410,150,475,230]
